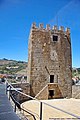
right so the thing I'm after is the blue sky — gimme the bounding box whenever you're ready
[0,0,80,67]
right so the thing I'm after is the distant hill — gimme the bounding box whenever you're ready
[0,58,13,65]
[0,58,27,75]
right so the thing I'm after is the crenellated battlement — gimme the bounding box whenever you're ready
[31,22,70,34]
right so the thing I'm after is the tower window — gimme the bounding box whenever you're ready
[53,35,58,41]
[50,75,54,83]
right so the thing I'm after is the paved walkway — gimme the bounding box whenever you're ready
[22,99,80,120]
[0,83,20,120]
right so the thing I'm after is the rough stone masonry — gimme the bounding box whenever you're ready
[27,23,72,100]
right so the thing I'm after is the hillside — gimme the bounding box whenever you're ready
[0,58,13,65]
[0,58,27,75]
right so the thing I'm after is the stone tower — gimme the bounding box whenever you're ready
[27,23,72,99]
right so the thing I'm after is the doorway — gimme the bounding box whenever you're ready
[49,90,54,98]
[50,75,54,83]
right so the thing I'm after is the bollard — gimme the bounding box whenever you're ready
[40,102,42,120]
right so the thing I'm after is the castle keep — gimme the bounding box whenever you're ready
[27,23,72,99]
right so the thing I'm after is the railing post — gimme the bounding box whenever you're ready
[14,102,16,112]
[6,82,8,95]
[9,86,11,101]
[40,102,42,120]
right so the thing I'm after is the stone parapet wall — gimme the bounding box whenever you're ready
[11,83,30,103]
[72,85,80,99]
[32,22,70,35]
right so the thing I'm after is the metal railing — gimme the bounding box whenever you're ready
[6,80,80,120]
[6,81,36,120]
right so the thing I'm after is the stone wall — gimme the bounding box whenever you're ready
[48,83,63,99]
[27,23,72,99]
[35,85,48,100]
[72,85,80,99]
[11,83,30,103]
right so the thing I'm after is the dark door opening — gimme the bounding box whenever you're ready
[50,75,54,83]
[49,90,54,98]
